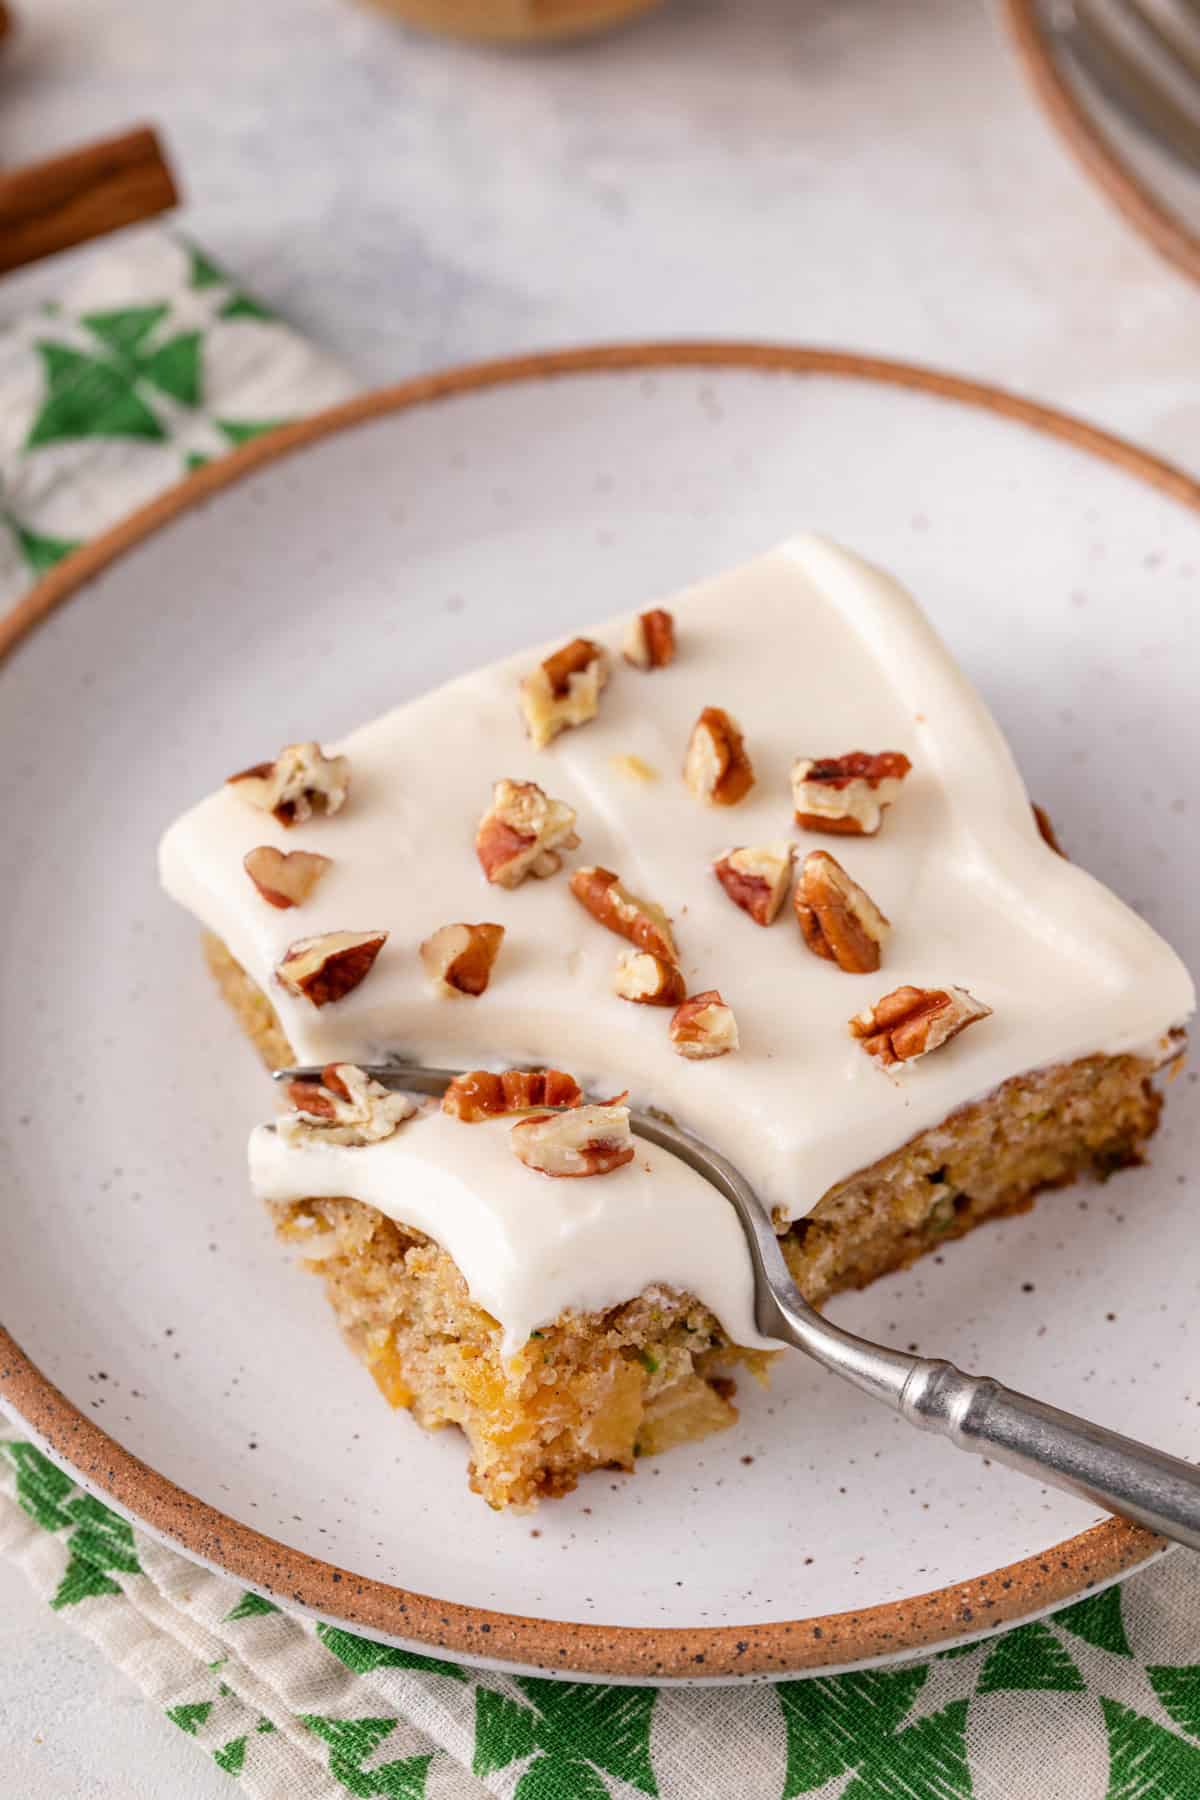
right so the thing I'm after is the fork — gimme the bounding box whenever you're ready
[1051,0,1200,169]
[276,1063,1200,1550]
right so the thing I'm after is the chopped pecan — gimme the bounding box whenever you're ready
[275,929,387,1007]
[520,637,609,748]
[850,984,991,1067]
[442,1068,584,1121]
[613,950,687,1007]
[713,842,794,926]
[791,750,911,835]
[243,845,332,909]
[669,989,739,1059]
[419,922,504,997]
[475,779,579,887]
[684,707,755,806]
[569,865,677,962]
[279,1062,416,1145]
[510,1103,635,1177]
[227,741,350,826]
[622,608,676,670]
[1032,803,1066,858]
[794,850,890,972]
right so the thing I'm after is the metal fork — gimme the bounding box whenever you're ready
[1052,0,1200,169]
[277,1064,1200,1550]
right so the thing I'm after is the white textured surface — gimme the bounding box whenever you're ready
[0,1560,230,1800]
[3,0,1199,1790]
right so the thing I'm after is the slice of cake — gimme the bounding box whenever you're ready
[159,534,1193,1508]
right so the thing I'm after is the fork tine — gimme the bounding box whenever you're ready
[1065,0,1200,169]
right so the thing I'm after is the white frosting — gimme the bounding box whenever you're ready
[249,1110,773,1355]
[160,535,1194,1345]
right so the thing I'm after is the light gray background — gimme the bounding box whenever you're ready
[2,0,1197,1793]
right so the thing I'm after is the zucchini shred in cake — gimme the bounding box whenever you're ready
[160,535,1193,1509]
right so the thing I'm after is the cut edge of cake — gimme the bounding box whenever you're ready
[208,932,1179,1509]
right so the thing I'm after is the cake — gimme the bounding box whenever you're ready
[158,534,1193,1509]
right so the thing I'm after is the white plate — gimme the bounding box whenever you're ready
[1,347,1197,1683]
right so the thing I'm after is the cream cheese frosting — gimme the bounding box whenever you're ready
[249,1109,774,1356]
[159,534,1195,1344]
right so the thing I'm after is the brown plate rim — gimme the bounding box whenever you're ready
[1000,0,1200,288]
[0,340,1194,1680]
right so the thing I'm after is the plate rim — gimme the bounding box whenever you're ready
[1,339,1195,1681]
[1000,0,1200,288]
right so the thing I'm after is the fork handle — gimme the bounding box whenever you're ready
[785,1292,1200,1548]
[896,1357,1200,1549]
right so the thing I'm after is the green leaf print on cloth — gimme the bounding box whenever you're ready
[187,246,227,289]
[317,1620,467,1681]
[224,1590,280,1621]
[26,339,167,447]
[1148,1664,1200,1743]
[778,1667,971,1799]
[187,242,276,319]
[213,1735,248,1776]
[1102,1698,1200,1799]
[217,417,288,447]
[25,303,204,451]
[977,1620,1085,1694]
[473,1679,657,1796]
[167,1700,214,1736]
[5,518,82,578]
[301,1716,432,1799]
[2,1440,141,1607]
[1059,1585,1134,1659]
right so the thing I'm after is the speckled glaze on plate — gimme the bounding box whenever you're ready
[0,345,1197,1683]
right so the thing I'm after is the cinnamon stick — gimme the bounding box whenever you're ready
[0,125,179,275]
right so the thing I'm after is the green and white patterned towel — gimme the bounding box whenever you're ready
[8,1425,1200,1800]
[0,230,353,605]
[5,232,1200,1800]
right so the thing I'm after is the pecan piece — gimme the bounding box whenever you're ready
[613,950,687,1007]
[713,842,794,926]
[684,706,755,806]
[475,779,579,887]
[569,865,677,962]
[520,637,609,748]
[227,741,350,826]
[419,922,504,997]
[280,1062,416,1145]
[850,984,991,1067]
[791,750,911,835]
[275,929,387,1007]
[511,1103,635,1178]
[442,1067,584,1121]
[669,989,739,1059]
[243,845,332,909]
[1032,803,1066,858]
[794,850,890,973]
[622,608,676,670]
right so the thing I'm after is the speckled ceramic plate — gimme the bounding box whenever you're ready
[1,346,1197,1684]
